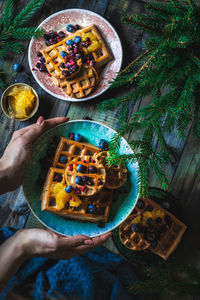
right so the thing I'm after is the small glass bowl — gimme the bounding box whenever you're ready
[1,83,39,121]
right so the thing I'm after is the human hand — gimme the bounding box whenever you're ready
[0,116,69,194]
[17,228,112,260]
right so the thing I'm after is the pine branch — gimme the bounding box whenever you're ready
[13,0,45,28]
[3,0,14,30]
[8,27,44,40]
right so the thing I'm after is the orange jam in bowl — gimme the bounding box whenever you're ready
[1,83,39,121]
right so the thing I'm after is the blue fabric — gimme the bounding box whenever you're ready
[0,227,142,300]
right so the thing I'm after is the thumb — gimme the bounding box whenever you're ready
[59,235,94,248]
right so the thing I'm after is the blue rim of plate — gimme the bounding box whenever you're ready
[28,9,123,102]
[23,120,140,237]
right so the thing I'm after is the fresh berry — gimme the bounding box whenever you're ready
[155,217,162,224]
[59,62,65,68]
[66,39,74,46]
[49,31,57,38]
[60,51,67,58]
[87,204,96,214]
[13,63,21,72]
[75,176,82,184]
[162,201,170,210]
[77,164,86,173]
[65,185,73,193]
[43,34,50,40]
[58,31,65,38]
[136,199,145,209]
[45,40,51,46]
[39,56,45,63]
[98,139,108,150]
[131,224,141,233]
[66,24,74,32]
[81,41,86,47]
[90,159,95,163]
[164,215,172,226]
[145,232,156,242]
[59,155,67,163]
[62,70,70,77]
[81,175,88,182]
[80,186,86,192]
[36,62,41,68]
[74,133,82,142]
[98,179,103,185]
[75,53,82,59]
[69,165,73,171]
[54,174,62,182]
[83,116,93,120]
[88,166,97,173]
[37,52,42,57]
[74,24,80,30]
[68,132,74,140]
[146,217,153,226]
[70,59,75,65]
[74,36,81,43]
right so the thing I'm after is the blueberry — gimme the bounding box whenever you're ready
[88,166,98,173]
[162,201,170,210]
[131,224,141,233]
[77,164,86,173]
[164,215,172,226]
[60,51,67,58]
[146,217,153,226]
[13,63,21,72]
[87,204,96,214]
[45,40,51,46]
[146,232,156,242]
[58,31,65,38]
[155,217,162,224]
[62,70,70,77]
[75,176,82,184]
[98,139,108,150]
[74,36,81,43]
[68,132,74,140]
[74,24,80,30]
[66,24,74,32]
[59,62,65,68]
[66,39,74,46]
[65,185,73,193]
[136,199,145,209]
[59,155,67,163]
[74,133,82,142]
[81,175,88,182]
[49,31,57,38]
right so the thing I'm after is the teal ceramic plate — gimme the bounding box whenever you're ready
[23,120,139,237]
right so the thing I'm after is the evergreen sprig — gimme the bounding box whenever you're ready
[129,263,200,298]
[98,0,200,197]
[0,0,45,88]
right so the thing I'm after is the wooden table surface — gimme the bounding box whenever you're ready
[0,0,200,296]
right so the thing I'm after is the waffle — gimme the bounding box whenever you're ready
[41,167,113,223]
[119,215,151,251]
[119,197,187,260]
[94,151,128,189]
[59,64,98,98]
[52,137,100,169]
[42,25,112,70]
[65,155,106,196]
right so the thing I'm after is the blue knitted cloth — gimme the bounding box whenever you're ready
[0,227,143,300]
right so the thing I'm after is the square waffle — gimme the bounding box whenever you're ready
[59,64,98,98]
[52,137,100,169]
[41,167,113,223]
[119,197,187,260]
[42,25,112,77]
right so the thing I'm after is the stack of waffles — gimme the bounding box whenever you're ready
[119,197,187,260]
[41,137,128,224]
[41,25,112,99]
